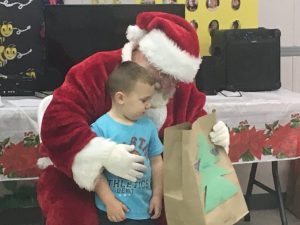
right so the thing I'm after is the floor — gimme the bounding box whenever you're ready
[1,208,300,225]
[236,209,300,225]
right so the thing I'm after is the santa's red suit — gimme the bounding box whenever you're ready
[37,12,210,225]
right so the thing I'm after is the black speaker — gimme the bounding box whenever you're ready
[195,56,225,95]
[211,28,281,92]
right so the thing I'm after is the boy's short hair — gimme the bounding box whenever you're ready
[107,61,156,95]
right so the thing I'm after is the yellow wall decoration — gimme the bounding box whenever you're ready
[185,0,258,56]
[134,0,258,56]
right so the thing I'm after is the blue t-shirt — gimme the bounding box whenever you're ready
[91,113,163,219]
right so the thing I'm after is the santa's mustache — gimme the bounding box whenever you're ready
[150,89,174,108]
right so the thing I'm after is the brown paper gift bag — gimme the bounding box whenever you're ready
[163,112,248,225]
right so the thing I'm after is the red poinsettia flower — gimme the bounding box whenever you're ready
[229,127,267,162]
[248,129,267,159]
[266,124,300,157]
[229,130,249,162]
[0,141,41,178]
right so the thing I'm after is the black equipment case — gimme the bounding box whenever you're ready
[196,28,281,94]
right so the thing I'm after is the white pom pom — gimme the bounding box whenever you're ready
[126,25,146,43]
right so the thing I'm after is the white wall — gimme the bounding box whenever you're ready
[258,0,300,93]
[235,0,300,195]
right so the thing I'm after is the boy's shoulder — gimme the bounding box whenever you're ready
[94,113,110,124]
[139,116,156,128]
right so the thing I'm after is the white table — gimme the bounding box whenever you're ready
[205,88,300,225]
[0,96,41,181]
[205,88,300,164]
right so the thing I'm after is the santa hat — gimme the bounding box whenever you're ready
[125,12,201,83]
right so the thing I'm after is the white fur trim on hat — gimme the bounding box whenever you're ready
[122,42,135,62]
[138,29,201,82]
[72,137,117,191]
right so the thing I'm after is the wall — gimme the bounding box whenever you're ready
[235,0,300,195]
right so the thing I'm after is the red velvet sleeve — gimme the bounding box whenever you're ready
[41,50,122,178]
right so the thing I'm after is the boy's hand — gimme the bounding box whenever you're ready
[106,198,128,222]
[149,195,162,219]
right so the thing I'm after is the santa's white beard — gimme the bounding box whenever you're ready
[146,89,175,129]
[150,91,170,108]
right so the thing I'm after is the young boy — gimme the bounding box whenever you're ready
[91,61,163,225]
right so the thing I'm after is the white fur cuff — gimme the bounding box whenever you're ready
[72,137,117,191]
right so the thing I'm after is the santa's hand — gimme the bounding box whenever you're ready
[103,144,146,182]
[209,121,230,154]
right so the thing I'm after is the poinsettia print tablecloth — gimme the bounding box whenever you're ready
[205,88,300,164]
[0,97,42,180]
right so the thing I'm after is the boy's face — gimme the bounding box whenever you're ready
[133,52,177,101]
[121,80,155,121]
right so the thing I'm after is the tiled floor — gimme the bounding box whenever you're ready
[236,209,300,225]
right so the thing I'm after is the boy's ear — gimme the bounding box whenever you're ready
[114,91,125,104]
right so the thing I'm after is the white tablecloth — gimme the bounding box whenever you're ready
[205,89,300,164]
[0,97,41,180]
[1,89,300,178]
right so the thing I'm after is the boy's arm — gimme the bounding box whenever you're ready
[95,174,128,222]
[95,174,115,206]
[149,155,163,219]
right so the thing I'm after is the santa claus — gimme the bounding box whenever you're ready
[37,12,229,225]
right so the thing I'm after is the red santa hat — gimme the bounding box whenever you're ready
[125,12,201,83]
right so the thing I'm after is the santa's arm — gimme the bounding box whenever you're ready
[41,51,145,191]
[161,82,229,151]
[177,83,229,151]
[72,138,145,191]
